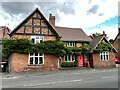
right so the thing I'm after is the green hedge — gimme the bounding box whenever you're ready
[61,62,77,67]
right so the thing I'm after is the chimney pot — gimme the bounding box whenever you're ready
[49,13,55,27]
[103,31,105,35]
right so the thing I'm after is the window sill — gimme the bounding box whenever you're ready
[28,64,44,67]
[64,61,75,62]
[100,60,109,62]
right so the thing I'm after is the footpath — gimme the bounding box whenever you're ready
[1,67,118,79]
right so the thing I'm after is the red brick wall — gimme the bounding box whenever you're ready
[92,52,115,68]
[11,53,58,73]
[11,53,28,73]
[113,33,120,59]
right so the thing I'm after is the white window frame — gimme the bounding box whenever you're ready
[28,36,44,65]
[67,42,75,47]
[100,51,109,61]
[28,53,44,65]
[31,36,44,44]
[64,55,75,62]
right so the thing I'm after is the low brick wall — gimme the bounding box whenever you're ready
[11,53,59,73]
[92,52,116,68]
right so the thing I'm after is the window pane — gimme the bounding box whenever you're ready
[101,55,103,60]
[36,36,39,39]
[35,53,38,56]
[30,53,34,56]
[40,40,43,42]
[106,55,108,60]
[65,55,67,61]
[72,55,75,61]
[104,54,106,60]
[39,53,43,56]
[30,57,33,65]
[36,40,39,43]
[39,57,43,64]
[32,38,35,43]
[68,55,71,61]
[35,57,38,64]
[70,42,72,46]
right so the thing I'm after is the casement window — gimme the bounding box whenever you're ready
[28,53,44,65]
[31,36,44,44]
[67,42,75,47]
[64,55,75,62]
[29,36,44,65]
[100,51,109,61]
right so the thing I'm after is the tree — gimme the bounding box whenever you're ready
[89,32,101,39]
[109,39,114,44]
[89,32,108,39]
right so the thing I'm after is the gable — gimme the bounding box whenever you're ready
[9,8,60,39]
[96,37,117,53]
[90,36,117,53]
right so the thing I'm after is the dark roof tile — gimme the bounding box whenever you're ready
[55,26,91,42]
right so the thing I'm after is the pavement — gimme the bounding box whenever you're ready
[1,67,118,79]
[1,67,119,88]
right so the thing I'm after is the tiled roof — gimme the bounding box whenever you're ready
[89,35,103,52]
[55,26,91,42]
[89,35,117,53]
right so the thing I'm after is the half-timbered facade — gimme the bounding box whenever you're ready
[9,8,61,73]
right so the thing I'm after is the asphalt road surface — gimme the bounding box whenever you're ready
[1,68,119,88]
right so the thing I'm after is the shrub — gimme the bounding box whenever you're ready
[61,62,75,67]
[74,61,78,67]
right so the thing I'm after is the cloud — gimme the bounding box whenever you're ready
[1,1,77,28]
[85,25,118,40]
[0,0,119,39]
[2,2,35,15]
[87,5,99,15]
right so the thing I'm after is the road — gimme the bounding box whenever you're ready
[1,68,119,88]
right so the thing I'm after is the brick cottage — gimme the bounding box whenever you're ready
[6,8,117,73]
[113,28,120,60]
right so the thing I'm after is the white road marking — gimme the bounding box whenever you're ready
[3,76,19,79]
[101,76,115,79]
[24,79,82,87]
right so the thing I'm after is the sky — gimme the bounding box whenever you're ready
[0,0,120,39]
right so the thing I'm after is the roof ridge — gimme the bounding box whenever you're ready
[55,26,82,30]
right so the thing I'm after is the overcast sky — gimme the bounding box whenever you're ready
[0,0,120,39]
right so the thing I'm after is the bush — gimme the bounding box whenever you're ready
[61,62,75,67]
[74,61,78,67]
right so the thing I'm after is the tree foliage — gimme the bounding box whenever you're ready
[94,42,113,52]
[89,32,101,39]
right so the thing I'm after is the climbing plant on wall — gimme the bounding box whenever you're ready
[2,38,91,59]
[94,42,113,52]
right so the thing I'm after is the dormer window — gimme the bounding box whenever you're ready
[67,42,75,47]
[31,36,44,44]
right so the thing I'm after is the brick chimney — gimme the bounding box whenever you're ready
[49,14,55,27]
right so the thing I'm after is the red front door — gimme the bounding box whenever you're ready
[78,55,83,67]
